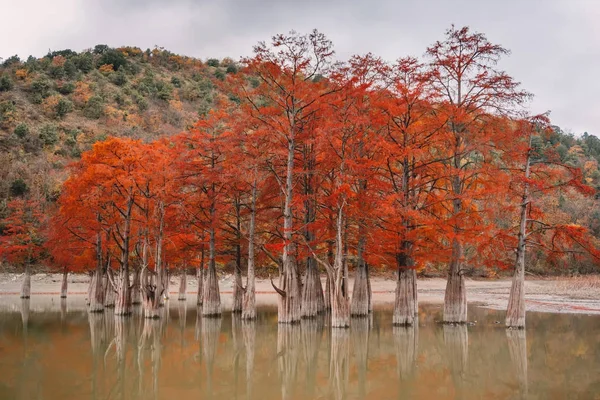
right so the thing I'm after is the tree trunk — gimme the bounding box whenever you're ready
[278,138,301,324]
[114,195,134,316]
[202,226,221,316]
[131,267,141,305]
[351,234,370,316]
[232,199,243,313]
[89,268,104,313]
[60,267,68,298]
[103,269,115,308]
[20,263,31,299]
[178,266,187,301]
[506,134,531,328]
[394,268,416,325]
[443,238,467,323]
[301,258,324,318]
[331,208,350,328]
[242,181,257,320]
[114,270,131,316]
[197,245,205,306]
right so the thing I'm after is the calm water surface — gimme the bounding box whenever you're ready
[0,299,599,399]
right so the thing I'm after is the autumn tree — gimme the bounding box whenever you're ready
[426,26,530,323]
[230,30,337,323]
[0,199,45,298]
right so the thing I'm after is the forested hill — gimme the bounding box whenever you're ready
[1,44,600,274]
[0,45,233,204]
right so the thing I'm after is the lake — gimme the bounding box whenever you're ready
[0,299,599,399]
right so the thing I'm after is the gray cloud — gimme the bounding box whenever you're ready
[1,0,598,134]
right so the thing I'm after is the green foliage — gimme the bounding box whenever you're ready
[46,49,77,58]
[110,71,128,86]
[226,64,238,74]
[63,59,78,78]
[9,179,29,197]
[39,124,58,145]
[133,93,148,111]
[72,53,94,73]
[214,70,225,81]
[171,76,181,88]
[83,96,104,119]
[93,44,110,54]
[57,81,76,95]
[0,74,13,91]
[14,123,29,138]
[0,100,16,124]
[30,78,52,103]
[48,64,65,79]
[55,98,73,118]
[206,59,220,67]
[98,49,127,71]
[2,55,20,67]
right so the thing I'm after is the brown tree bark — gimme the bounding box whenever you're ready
[443,238,467,323]
[60,267,68,298]
[506,133,532,328]
[202,223,221,316]
[20,263,31,299]
[196,244,205,306]
[178,265,187,301]
[242,180,258,320]
[351,233,370,316]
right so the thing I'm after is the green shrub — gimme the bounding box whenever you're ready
[98,50,127,71]
[93,44,109,54]
[110,71,128,86]
[2,55,20,68]
[0,75,13,91]
[39,124,58,145]
[10,178,29,197]
[214,69,225,81]
[63,60,78,78]
[226,64,238,74]
[206,59,220,67]
[57,81,76,94]
[47,49,77,58]
[171,76,181,88]
[55,98,73,118]
[134,94,148,111]
[30,78,52,99]
[73,53,94,73]
[83,96,104,119]
[48,65,65,79]
[14,123,29,138]
[0,100,16,125]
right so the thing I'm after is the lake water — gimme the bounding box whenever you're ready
[0,299,599,399]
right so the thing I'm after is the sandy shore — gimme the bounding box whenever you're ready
[1,273,600,315]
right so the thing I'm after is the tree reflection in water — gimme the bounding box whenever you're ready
[277,323,301,400]
[329,328,350,400]
[301,316,324,397]
[202,315,222,397]
[443,324,468,395]
[352,315,372,399]
[506,328,528,398]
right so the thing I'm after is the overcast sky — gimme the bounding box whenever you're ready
[1,0,598,135]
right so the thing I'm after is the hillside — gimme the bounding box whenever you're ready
[0,45,234,204]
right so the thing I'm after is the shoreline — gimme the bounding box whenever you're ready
[1,273,600,315]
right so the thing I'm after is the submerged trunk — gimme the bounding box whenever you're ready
[351,234,370,316]
[103,268,116,308]
[178,266,187,301]
[443,238,467,323]
[196,245,205,306]
[242,182,257,320]
[301,259,324,318]
[330,208,350,328]
[277,138,301,324]
[60,267,68,298]
[232,199,243,313]
[506,136,531,328]
[394,243,417,325]
[202,226,221,316]
[114,270,131,316]
[20,263,31,299]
